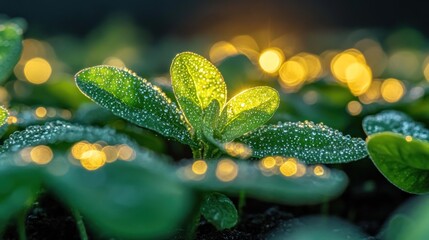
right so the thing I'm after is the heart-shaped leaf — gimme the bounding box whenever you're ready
[44,157,194,239]
[237,121,367,164]
[75,66,195,146]
[367,132,429,193]
[200,192,238,230]
[171,52,226,136]
[179,158,348,205]
[0,22,23,83]
[363,110,429,141]
[218,86,279,142]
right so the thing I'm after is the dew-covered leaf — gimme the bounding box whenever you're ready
[0,120,139,155]
[0,106,8,127]
[238,121,367,164]
[367,132,429,193]
[45,157,194,239]
[200,192,238,230]
[363,110,429,141]
[0,166,41,231]
[75,65,195,146]
[171,52,226,135]
[0,22,23,83]
[218,86,279,142]
[179,158,348,205]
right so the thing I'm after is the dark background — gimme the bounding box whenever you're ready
[3,0,429,38]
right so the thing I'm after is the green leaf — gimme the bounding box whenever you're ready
[179,158,348,205]
[238,121,367,164]
[0,120,139,155]
[200,192,238,230]
[75,65,195,146]
[367,132,429,193]
[45,158,194,239]
[218,86,279,142]
[0,166,41,231]
[171,52,226,135]
[363,110,429,141]
[0,22,23,83]
[0,106,8,127]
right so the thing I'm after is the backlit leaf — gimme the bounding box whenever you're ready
[0,106,8,127]
[75,66,195,146]
[200,192,238,230]
[0,22,22,83]
[218,86,279,142]
[179,158,348,205]
[367,132,429,193]
[171,52,226,135]
[238,121,367,164]
[363,110,429,141]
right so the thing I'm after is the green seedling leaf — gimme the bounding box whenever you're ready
[367,132,429,193]
[0,106,8,126]
[179,158,348,205]
[238,121,367,164]
[171,52,226,135]
[0,22,22,83]
[45,158,193,239]
[218,86,279,142]
[0,166,41,232]
[0,120,139,155]
[75,66,195,146]
[363,110,429,141]
[200,192,238,230]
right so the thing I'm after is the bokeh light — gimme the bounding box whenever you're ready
[259,48,284,74]
[216,158,238,182]
[381,78,405,103]
[24,57,52,84]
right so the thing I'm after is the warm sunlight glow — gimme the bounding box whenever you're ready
[80,149,106,171]
[347,101,362,116]
[279,60,307,88]
[117,144,135,161]
[35,106,47,118]
[259,48,284,74]
[405,136,413,142]
[313,165,325,176]
[30,145,53,165]
[209,41,238,63]
[192,160,208,175]
[279,158,297,177]
[216,159,238,182]
[224,142,252,159]
[381,78,405,103]
[261,156,276,169]
[24,57,52,84]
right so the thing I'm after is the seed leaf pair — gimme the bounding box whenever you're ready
[363,110,429,193]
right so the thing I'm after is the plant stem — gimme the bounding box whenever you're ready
[185,207,201,240]
[71,208,88,240]
[17,211,27,240]
[238,190,246,216]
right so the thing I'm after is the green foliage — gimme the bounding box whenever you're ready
[171,52,226,138]
[364,111,429,193]
[75,65,195,146]
[200,192,238,230]
[238,121,367,164]
[367,132,429,193]
[46,159,193,239]
[0,22,22,83]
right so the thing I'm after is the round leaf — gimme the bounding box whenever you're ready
[218,86,279,142]
[201,192,238,230]
[367,132,429,193]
